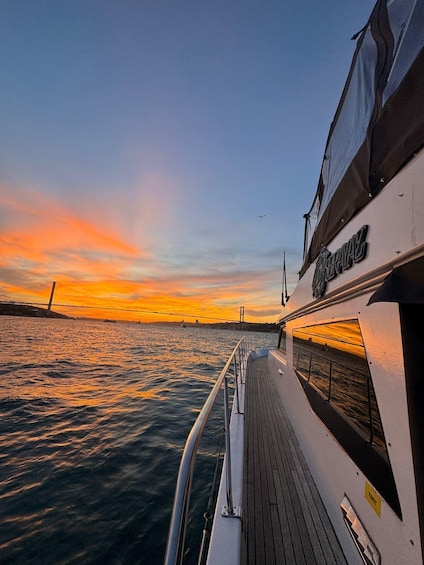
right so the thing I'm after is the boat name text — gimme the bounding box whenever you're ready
[312,225,369,298]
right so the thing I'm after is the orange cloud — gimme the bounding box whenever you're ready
[0,183,140,261]
[0,181,282,323]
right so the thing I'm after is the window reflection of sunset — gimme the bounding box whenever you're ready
[293,321,366,359]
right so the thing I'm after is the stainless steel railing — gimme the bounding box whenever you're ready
[164,337,250,565]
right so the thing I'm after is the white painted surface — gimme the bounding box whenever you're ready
[206,364,245,564]
[269,150,424,565]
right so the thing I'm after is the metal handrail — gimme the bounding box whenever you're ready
[164,337,249,565]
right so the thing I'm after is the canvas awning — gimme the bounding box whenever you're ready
[301,0,424,277]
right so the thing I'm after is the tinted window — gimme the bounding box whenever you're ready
[293,320,386,454]
[278,325,287,354]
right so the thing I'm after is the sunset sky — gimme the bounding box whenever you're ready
[1,0,375,322]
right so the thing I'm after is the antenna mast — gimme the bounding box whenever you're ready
[282,253,289,306]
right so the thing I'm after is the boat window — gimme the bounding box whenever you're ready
[292,319,401,516]
[278,325,287,354]
[293,320,386,453]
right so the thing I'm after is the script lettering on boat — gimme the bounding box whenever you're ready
[312,225,369,298]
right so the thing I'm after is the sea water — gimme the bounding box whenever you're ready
[0,317,277,564]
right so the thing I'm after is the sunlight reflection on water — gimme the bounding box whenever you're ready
[0,317,276,564]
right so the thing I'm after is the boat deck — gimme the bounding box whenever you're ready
[240,356,347,565]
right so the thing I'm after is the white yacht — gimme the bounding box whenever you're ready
[165,1,424,563]
[268,0,424,562]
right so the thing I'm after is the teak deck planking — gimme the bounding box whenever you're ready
[240,356,347,564]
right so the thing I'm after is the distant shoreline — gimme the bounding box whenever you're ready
[147,320,279,333]
[0,303,69,319]
[0,303,279,333]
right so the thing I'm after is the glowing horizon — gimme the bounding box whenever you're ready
[0,183,283,323]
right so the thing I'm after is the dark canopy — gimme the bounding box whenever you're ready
[301,0,424,277]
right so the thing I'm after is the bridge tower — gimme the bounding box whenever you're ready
[239,305,245,323]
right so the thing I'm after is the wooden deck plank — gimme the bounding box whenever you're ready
[264,391,307,564]
[272,468,299,565]
[240,356,347,565]
[295,471,343,564]
[262,376,309,564]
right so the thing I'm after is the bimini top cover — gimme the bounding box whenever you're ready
[301,0,424,277]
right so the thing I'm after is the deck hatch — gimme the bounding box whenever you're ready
[341,495,380,565]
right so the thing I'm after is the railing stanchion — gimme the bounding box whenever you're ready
[328,362,333,400]
[223,375,234,515]
[233,357,241,414]
[307,352,312,381]
[240,344,246,384]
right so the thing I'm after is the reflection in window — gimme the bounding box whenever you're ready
[293,320,387,455]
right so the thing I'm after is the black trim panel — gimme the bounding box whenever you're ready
[297,374,401,518]
[400,304,424,562]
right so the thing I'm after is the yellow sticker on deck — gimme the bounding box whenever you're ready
[365,482,381,517]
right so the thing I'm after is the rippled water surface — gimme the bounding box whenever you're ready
[0,317,276,564]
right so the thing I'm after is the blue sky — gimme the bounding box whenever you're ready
[0,0,375,322]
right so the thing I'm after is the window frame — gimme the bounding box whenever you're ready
[292,318,401,517]
[278,324,287,354]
